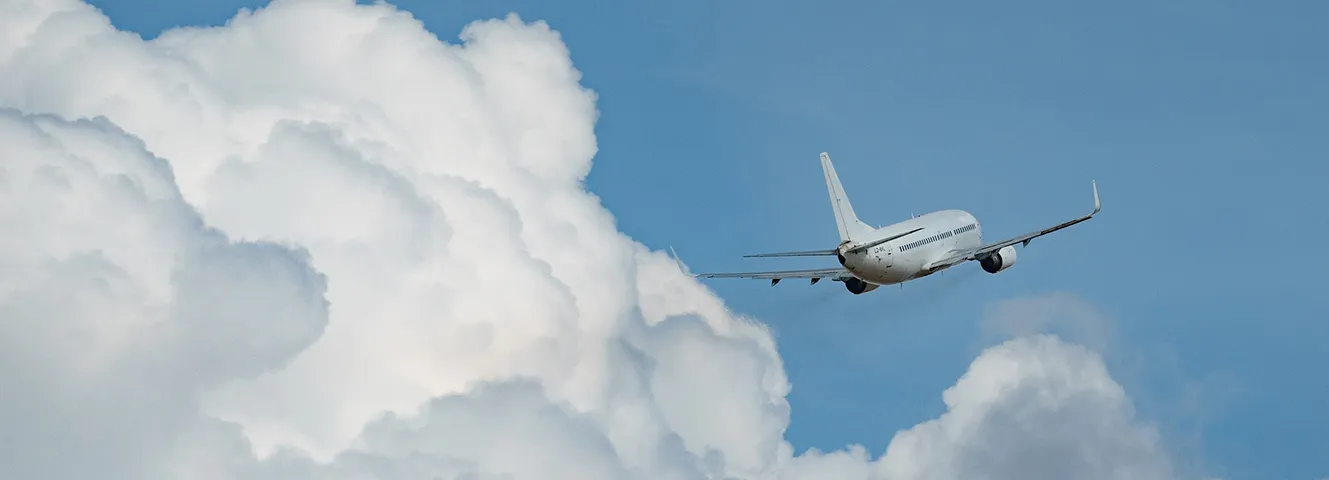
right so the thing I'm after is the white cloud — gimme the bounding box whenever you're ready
[0,0,1179,479]
[871,335,1173,480]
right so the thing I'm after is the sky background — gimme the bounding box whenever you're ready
[86,1,1328,478]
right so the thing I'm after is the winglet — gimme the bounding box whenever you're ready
[668,245,692,276]
[1091,180,1101,215]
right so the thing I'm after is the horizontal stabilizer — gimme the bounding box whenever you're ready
[693,266,853,281]
[743,249,838,258]
[843,227,924,254]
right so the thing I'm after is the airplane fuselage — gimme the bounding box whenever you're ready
[837,209,983,286]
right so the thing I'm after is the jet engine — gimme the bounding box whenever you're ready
[844,277,880,294]
[979,245,1018,274]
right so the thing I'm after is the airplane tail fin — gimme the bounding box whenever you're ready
[820,152,875,243]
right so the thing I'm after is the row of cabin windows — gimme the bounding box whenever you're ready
[899,223,977,252]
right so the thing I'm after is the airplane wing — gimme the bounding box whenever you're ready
[925,181,1101,271]
[693,266,855,285]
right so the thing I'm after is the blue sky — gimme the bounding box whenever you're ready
[89,1,1328,478]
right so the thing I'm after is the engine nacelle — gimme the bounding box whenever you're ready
[979,245,1018,273]
[844,277,880,295]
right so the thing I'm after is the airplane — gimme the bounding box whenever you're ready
[687,152,1100,295]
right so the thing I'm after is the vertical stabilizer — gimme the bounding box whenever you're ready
[820,152,875,243]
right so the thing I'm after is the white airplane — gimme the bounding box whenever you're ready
[690,152,1100,295]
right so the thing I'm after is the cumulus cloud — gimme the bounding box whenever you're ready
[871,335,1173,480]
[0,0,1177,479]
